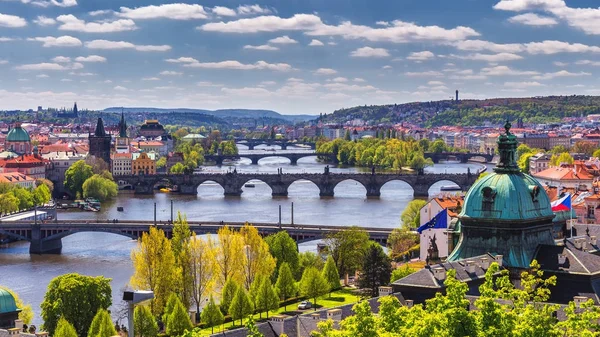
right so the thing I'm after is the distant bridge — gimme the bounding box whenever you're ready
[424,152,494,163]
[115,171,479,197]
[0,220,394,254]
[235,139,316,150]
[204,152,336,165]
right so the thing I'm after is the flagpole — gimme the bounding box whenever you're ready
[570,193,574,239]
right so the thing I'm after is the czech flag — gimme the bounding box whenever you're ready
[551,193,571,212]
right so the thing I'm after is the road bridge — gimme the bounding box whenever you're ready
[0,220,394,254]
[424,152,494,163]
[115,171,479,197]
[204,152,336,165]
[235,139,316,150]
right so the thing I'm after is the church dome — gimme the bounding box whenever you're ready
[0,289,18,314]
[6,125,30,142]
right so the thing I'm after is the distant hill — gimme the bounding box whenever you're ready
[103,107,316,123]
[319,95,600,127]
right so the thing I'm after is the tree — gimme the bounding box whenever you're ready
[87,309,116,337]
[573,141,596,156]
[390,265,416,282]
[245,315,264,337]
[299,267,329,309]
[41,273,112,337]
[32,183,51,206]
[430,139,447,153]
[229,287,253,326]
[0,286,33,324]
[325,227,369,283]
[240,224,276,290]
[215,226,245,287]
[170,162,186,174]
[85,156,110,175]
[54,318,78,337]
[550,145,568,154]
[550,152,574,167]
[0,192,19,215]
[358,242,392,297]
[344,130,351,141]
[298,252,324,278]
[189,235,215,314]
[200,296,224,334]
[172,212,193,309]
[516,144,533,160]
[162,293,179,329]
[35,178,54,193]
[408,153,433,171]
[130,227,177,316]
[322,256,340,297]
[12,187,33,210]
[64,160,93,196]
[220,278,239,315]
[156,157,167,169]
[82,174,118,201]
[134,305,158,337]
[254,277,279,319]
[593,149,600,159]
[387,227,419,261]
[275,262,298,311]
[265,231,299,280]
[401,199,427,229]
[166,296,193,337]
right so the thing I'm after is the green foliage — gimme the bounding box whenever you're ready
[35,178,54,192]
[156,157,167,169]
[64,160,93,196]
[390,265,417,283]
[322,256,341,295]
[221,278,239,315]
[325,227,370,280]
[229,287,253,326]
[200,296,224,334]
[298,251,324,278]
[82,174,118,201]
[387,228,419,261]
[12,187,33,209]
[518,152,535,173]
[358,242,392,297]
[41,273,112,337]
[162,293,179,328]
[401,199,427,229]
[275,262,298,311]
[33,183,52,206]
[254,277,279,318]
[550,145,569,154]
[573,141,597,156]
[134,305,158,337]
[245,315,264,337]
[87,309,116,337]
[0,191,19,215]
[170,162,186,174]
[172,212,193,309]
[265,231,300,280]
[593,149,600,159]
[550,152,574,167]
[299,267,329,308]
[476,172,490,182]
[165,295,193,337]
[54,318,78,337]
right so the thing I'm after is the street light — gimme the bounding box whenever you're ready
[123,290,154,337]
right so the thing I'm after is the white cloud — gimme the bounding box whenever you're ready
[15,63,67,70]
[28,0,77,7]
[524,40,600,54]
[142,77,160,81]
[576,60,600,66]
[75,55,106,62]
[114,85,128,91]
[183,60,292,71]
[70,72,95,76]
[508,13,558,26]
[27,36,82,47]
[118,4,208,20]
[0,37,17,42]
[454,39,524,53]
[331,77,348,83]
[33,15,56,26]
[308,39,324,46]
[353,77,365,82]
[533,70,591,80]
[200,14,480,44]
[480,65,539,76]
[56,14,136,33]
[350,47,390,58]
[36,74,49,78]
[243,44,279,51]
[0,59,8,64]
[52,56,71,63]
[451,52,523,62]
[0,13,27,28]
[503,81,545,88]
[85,40,171,52]
[327,41,337,45]
[428,81,445,86]
[269,35,297,44]
[313,68,337,75]
[405,71,443,77]
[103,80,112,83]
[70,62,83,69]
[376,21,389,26]
[554,61,568,66]
[60,78,72,82]
[406,50,435,61]
[382,65,392,69]
[212,6,237,17]
[237,5,271,15]
[166,57,198,63]
[159,70,182,76]
[89,10,113,16]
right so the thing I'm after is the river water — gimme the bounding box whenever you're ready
[0,146,487,325]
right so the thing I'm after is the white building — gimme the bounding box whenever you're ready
[111,152,132,176]
[419,196,464,261]
[42,151,87,182]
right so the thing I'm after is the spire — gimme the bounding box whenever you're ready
[494,120,520,174]
[73,102,78,114]
[118,111,128,138]
[94,117,106,137]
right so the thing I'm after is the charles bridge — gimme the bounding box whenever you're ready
[235,139,316,150]
[204,152,336,165]
[115,171,480,197]
[0,220,394,254]
[424,152,494,163]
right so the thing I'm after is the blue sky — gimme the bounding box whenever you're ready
[1,0,600,115]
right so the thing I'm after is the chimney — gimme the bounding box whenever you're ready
[378,286,393,297]
[575,238,583,249]
[14,320,23,331]
[405,299,414,308]
[465,260,476,273]
[327,309,342,322]
[582,240,588,251]
[479,257,490,270]
[270,315,286,336]
[591,236,597,245]
[574,296,588,308]
[433,267,446,281]
[495,255,503,266]
[558,253,567,265]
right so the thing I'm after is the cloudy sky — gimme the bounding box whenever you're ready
[1,0,600,115]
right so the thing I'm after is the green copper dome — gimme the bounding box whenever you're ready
[0,288,18,314]
[6,125,30,142]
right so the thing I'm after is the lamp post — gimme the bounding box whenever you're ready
[122,290,154,337]
[170,199,173,223]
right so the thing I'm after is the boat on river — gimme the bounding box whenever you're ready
[440,185,461,191]
[245,183,255,188]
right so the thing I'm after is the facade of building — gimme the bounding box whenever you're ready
[5,123,31,155]
[0,172,35,188]
[132,152,156,175]
[533,165,594,191]
[529,153,552,174]
[139,120,165,138]
[166,152,184,171]
[0,154,47,179]
[115,112,130,154]
[136,141,166,156]
[88,118,111,165]
[43,151,87,183]
[419,196,464,261]
[111,152,132,176]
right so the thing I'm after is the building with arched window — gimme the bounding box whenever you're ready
[132,152,156,175]
[5,123,31,155]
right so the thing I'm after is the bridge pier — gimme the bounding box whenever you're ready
[30,225,62,254]
[134,183,154,194]
[366,184,381,198]
[247,144,255,150]
[281,143,287,150]
[179,184,199,195]
[224,185,243,196]
[251,157,260,165]
[289,157,298,165]
[271,183,289,197]
[319,184,335,197]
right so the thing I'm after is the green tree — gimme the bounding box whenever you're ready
[324,227,369,284]
[200,296,224,334]
[401,199,427,229]
[518,151,535,173]
[275,262,297,311]
[171,212,193,309]
[41,273,112,337]
[54,318,78,337]
[430,139,447,153]
[134,305,158,337]
[550,145,568,154]
[516,144,533,160]
[12,187,33,210]
[0,286,33,324]
[255,277,279,319]
[220,278,239,315]
[156,157,167,169]
[32,183,51,206]
[550,152,574,167]
[245,315,264,337]
[321,256,340,297]
[166,296,193,337]
[408,153,433,171]
[35,178,54,193]
[87,309,116,337]
[170,162,186,174]
[82,174,118,201]
[593,149,600,159]
[387,228,419,261]
[0,192,19,215]
[299,267,329,309]
[390,265,416,282]
[64,160,93,196]
[344,130,351,141]
[229,287,253,326]
[573,141,596,156]
[298,252,324,278]
[358,242,392,297]
[162,293,179,329]
[265,231,299,280]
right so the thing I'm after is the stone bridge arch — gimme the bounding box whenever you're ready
[332,178,369,197]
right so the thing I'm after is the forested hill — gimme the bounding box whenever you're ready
[320,95,600,127]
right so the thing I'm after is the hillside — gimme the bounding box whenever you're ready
[319,95,600,127]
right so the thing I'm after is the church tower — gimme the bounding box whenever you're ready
[115,112,130,153]
[88,117,111,165]
[73,102,78,117]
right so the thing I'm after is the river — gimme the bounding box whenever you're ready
[0,146,488,325]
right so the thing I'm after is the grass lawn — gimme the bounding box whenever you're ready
[195,288,359,336]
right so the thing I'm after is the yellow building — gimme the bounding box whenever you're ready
[132,152,156,175]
